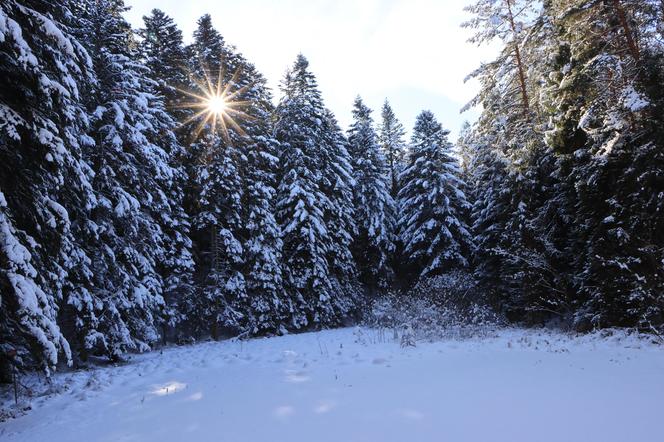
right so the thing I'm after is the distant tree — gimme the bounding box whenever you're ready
[377,100,407,198]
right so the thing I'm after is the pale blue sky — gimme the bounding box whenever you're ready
[123,0,497,139]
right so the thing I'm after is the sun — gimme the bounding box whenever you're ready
[176,63,254,145]
[206,95,227,115]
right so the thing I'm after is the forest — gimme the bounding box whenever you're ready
[1,0,663,384]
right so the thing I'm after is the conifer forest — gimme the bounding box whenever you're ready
[1,2,664,440]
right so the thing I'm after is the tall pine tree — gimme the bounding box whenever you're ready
[378,99,407,198]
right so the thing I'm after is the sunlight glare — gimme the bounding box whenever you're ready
[206,95,227,115]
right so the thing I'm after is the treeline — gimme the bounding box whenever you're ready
[0,0,471,377]
[1,0,663,379]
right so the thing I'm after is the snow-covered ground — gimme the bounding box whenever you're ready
[1,327,663,442]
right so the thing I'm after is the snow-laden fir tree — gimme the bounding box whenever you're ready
[182,15,286,337]
[319,109,360,313]
[183,14,248,338]
[398,111,473,280]
[236,65,286,335]
[137,8,195,337]
[275,55,358,328]
[347,96,396,289]
[73,0,193,358]
[0,0,95,376]
[378,100,407,198]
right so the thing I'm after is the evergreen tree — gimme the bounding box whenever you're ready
[73,0,192,357]
[463,0,536,115]
[377,100,407,198]
[237,66,286,335]
[137,9,195,338]
[398,111,473,280]
[182,15,286,337]
[542,0,664,330]
[138,9,188,121]
[183,15,247,337]
[347,96,395,289]
[320,109,359,308]
[0,0,95,376]
[275,55,358,327]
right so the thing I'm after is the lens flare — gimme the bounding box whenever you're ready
[176,61,254,148]
[206,95,227,115]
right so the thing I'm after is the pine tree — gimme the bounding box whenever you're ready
[0,0,95,376]
[378,100,407,198]
[347,96,395,289]
[136,9,194,339]
[320,109,359,311]
[398,111,473,280]
[237,65,286,335]
[465,0,664,329]
[463,0,536,115]
[181,15,287,337]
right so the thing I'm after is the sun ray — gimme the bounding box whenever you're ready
[218,114,230,142]
[223,114,249,138]
[221,68,242,97]
[225,83,254,102]
[224,100,253,108]
[225,108,256,122]
[181,108,211,127]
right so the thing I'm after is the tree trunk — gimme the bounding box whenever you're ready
[505,0,530,113]
[610,0,641,62]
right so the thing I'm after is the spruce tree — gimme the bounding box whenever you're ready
[542,0,664,330]
[237,66,285,335]
[320,109,359,311]
[138,9,188,121]
[137,9,195,338]
[183,15,247,337]
[347,96,395,289]
[378,100,407,198]
[0,0,95,375]
[275,55,358,327]
[73,0,192,357]
[182,15,286,337]
[398,111,473,280]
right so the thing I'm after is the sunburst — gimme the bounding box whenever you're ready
[177,62,254,147]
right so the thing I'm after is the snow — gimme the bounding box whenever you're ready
[2,328,663,442]
[621,85,649,112]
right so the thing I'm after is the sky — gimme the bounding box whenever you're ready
[123,0,498,139]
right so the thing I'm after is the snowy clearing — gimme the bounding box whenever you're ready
[1,328,663,442]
